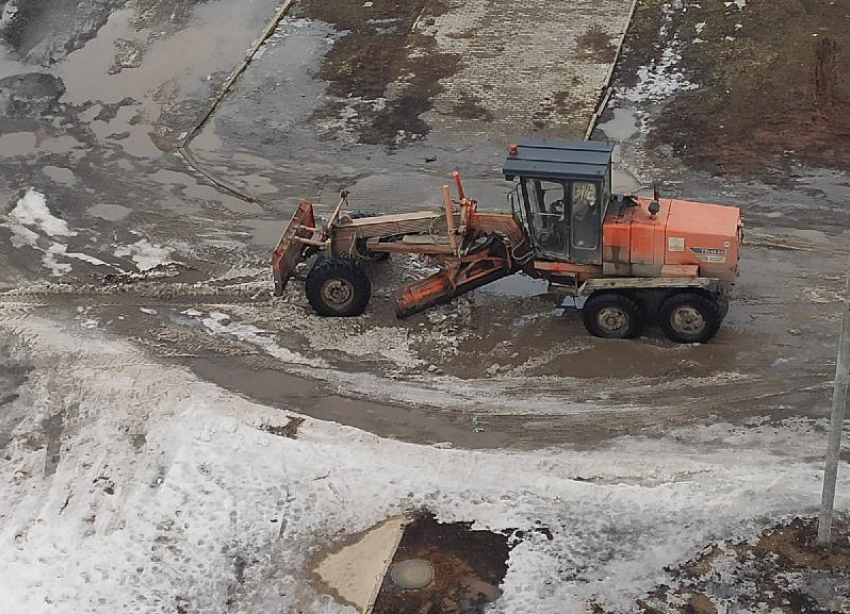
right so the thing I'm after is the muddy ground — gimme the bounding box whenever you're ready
[615,0,850,179]
[0,0,847,450]
[633,515,850,614]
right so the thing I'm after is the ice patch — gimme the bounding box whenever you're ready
[114,238,174,270]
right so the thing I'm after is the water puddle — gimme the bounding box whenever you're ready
[313,513,511,614]
[185,356,512,448]
[42,166,76,184]
[478,273,549,298]
[314,515,409,612]
[0,132,37,156]
[89,105,161,158]
[52,0,280,158]
[191,118,223,152]
[149,168,264,214]
[372,514,510,614]
[0,132,83,157]
[597,105,644,195]
[239,218,286,246]
[87,203,132,222]
[599,106,640,141]
[58,1,278,106]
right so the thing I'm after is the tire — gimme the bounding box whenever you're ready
[305,258,371,317]
[343,211,390,262]
[658,292,722,344]
[582,292,643,339]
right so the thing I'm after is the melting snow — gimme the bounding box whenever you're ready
[196,310,329,368]
[3,189,117,276]
[115,238,174,271]
[0,317,846,614]
[623,3,699,103]
[9,189,74,237]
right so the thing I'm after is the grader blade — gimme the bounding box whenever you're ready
[272,201,317,296]
[394,243,513,318]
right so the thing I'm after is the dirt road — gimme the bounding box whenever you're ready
[1,0,849,612]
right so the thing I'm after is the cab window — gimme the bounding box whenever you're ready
[571,181,598,250]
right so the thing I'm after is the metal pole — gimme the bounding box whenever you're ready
[817,251,850,546]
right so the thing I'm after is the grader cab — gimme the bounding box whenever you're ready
[272,138,742,343]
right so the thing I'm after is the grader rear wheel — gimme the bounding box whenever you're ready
[658,292,722,344]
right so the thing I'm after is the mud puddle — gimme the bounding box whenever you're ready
[186,356,512,449]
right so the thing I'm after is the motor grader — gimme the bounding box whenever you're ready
[272,138,742,343]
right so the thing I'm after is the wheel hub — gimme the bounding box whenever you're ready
[321,278,354,308]
[670,306,706,334]
[596,306,628,333]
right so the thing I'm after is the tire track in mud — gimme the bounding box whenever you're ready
[0,282,275,308]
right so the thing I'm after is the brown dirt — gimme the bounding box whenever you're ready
[298,0,460,145]
[372,514,510,614]
[259,416,304,438]
[617,0,850,178]
[631,515,850,614]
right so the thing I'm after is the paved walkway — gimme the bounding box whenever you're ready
[421,0,634,141]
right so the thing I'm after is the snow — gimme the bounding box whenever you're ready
[622,2,699,103]
[9,188,74,237]
[2,190,120,276]
[0,316,847,614]
[114,238,174,271]
[194,310,329,368]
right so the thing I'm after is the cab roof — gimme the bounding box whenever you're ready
[502,138,613,182]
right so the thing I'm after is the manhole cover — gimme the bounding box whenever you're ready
[390,559,435,589]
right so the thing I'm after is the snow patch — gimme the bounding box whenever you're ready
[115,238,174,271]
[623,3,699,103]
[9,189,74,237]
[193,310,329,368]
[3,190,117,277]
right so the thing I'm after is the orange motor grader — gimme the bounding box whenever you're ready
[272,139,742,343]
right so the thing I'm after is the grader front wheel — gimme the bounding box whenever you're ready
[305,258,372,317]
